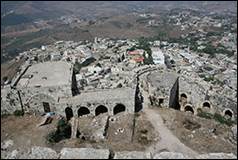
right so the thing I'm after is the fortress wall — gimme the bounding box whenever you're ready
[58,87,135,117]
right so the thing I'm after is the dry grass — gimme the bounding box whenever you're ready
[158,107,237,154]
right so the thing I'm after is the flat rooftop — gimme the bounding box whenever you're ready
[17,61,72,88]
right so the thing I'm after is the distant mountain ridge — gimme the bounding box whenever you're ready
[1,1,237,26]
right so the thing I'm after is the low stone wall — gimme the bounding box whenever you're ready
[2,146,237,159]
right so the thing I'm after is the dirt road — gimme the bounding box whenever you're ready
[144,108,199,157]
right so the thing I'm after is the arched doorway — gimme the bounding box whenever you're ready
[180,93,187,99]
[113,104,126,115]
[78,107,90,117]
[158,98,164,107]
[224,109,233,119]
[184,104,194,114]
[95,105,108,116]
[202,102,211,108]
[180,93,187,106]
[65,107,73,121]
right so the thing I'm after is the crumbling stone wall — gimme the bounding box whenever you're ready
[19,84,72,103]
[24,93,56,113]
[179,76,209,108]
[1,84,72,115]
[1,88,21,114]
[209,94,237,120]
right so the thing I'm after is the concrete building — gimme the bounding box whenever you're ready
[151,47,165,65]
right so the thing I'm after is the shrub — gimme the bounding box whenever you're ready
[197,110,213,119]
[46,119,71,143]
[13,110,24,116]
[197,110,234,126]
[213,113,234,126]
[46,131,58,143]
[1,113,10,118]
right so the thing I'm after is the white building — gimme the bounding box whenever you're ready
[76,45,93,59]
[179,51,196,63]
[151,47,165,65]
[41,46,46,51]
[50,53,62,61]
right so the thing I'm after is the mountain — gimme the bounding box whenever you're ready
[1,1,237,25]
[1,1,237,63]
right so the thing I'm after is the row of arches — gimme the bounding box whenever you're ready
[179,93,212,109]
[183,103,234,119]
[181,101,212,114]
[65,104,126,120]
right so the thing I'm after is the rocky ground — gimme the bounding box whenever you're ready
[158,107,237,155]
[1,107,237,159]
[1,112,158,156]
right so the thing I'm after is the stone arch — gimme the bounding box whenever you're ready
[78,107,90,117]
[180,93,187,99]
[95,105,108,116]
[202,101,211,108]
[158,97,164,107]
[65,107,73,121]
[184,104,194,114]
[223,108,234,119]
[113,103,126,115]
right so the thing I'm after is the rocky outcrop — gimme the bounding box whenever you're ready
[59,148,110,159]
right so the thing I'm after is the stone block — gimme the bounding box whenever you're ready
[59,148,110,159]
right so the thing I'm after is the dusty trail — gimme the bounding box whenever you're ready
[144,108,199,157]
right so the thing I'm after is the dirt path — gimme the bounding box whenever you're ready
[144,108,199,157]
